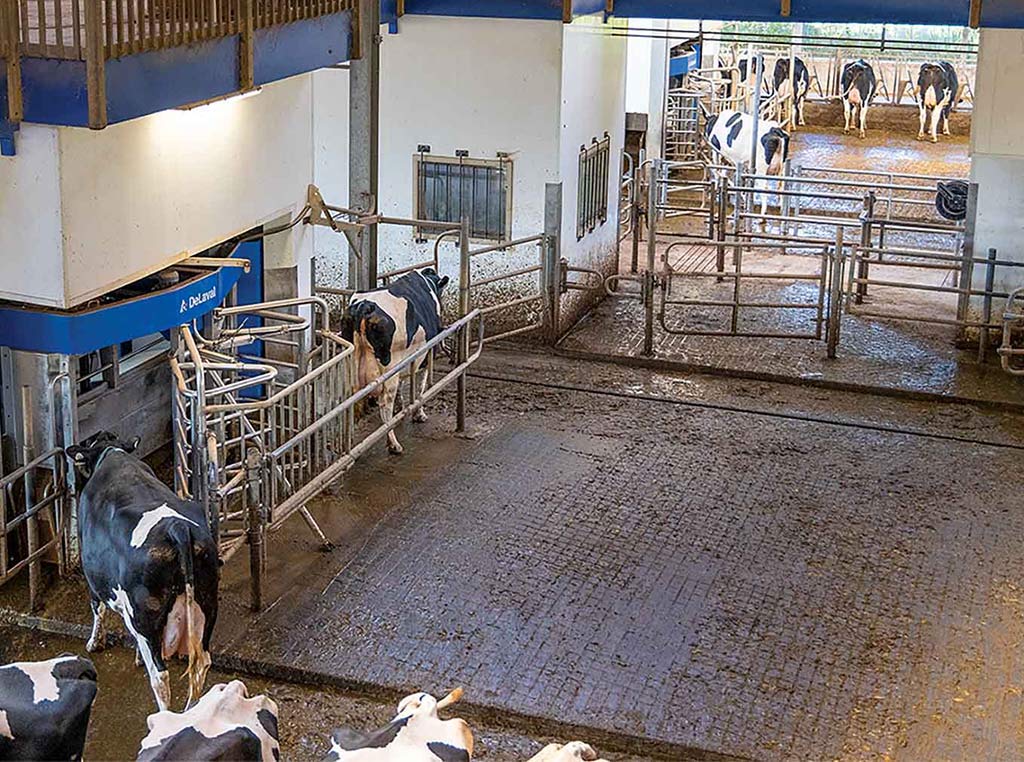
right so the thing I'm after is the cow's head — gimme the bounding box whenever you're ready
[66,430,140,480]
[417,267,450,299]
[760,127,790,176]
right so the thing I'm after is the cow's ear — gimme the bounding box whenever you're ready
[126,436,141,453]
[65,445,87,464]
[437,275,450,290]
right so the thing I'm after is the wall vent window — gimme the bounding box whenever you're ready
[414,154,512,241]
[577,134,611,240]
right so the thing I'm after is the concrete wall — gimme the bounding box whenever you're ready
[377,14,563,311]
[970,28,1024,300]
[0,127,64,306]
[311,66,352,291]
[0,75,321,310]
[559,18,628,330]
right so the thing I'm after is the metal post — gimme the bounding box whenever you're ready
[20,385,39,611]
[456,216,470,432]
[956,182,980,343]
[978,247,997,364]
[827,227,844,359]
[643,161,659,356]
[630,164,641,274]
[244,447,263,611]
[855,191,875,304]
[543,183,563,344]
[349,0,380,291]
[749,54,763,172]
[716,176,728,282]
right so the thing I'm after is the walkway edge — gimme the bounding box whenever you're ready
[551,346,1024,414]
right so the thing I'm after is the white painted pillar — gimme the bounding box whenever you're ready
[970,28,1024,299]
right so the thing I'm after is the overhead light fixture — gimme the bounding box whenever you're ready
[176,87,262,112]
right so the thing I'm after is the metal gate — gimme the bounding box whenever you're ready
[0,377,74,611]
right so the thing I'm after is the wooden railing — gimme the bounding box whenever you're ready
[1,0,355,128]
[11,0,350,60]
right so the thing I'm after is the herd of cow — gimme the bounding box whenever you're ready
[0,269,612,760]
[730,55,962,142]
[0,658,608,761]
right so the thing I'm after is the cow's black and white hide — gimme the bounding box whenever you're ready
[527,742,609,762]
[326,689,472,761]
[67,431,218,712]
[917,61,958,143]
[137,680,279,762]
[705,109,790,217]
[341,267,450,455]
[841,59,877,138]
[773,56,809,126]
[0,655,97,761]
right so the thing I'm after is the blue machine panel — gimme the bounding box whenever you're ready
[232,240,265,399]
[254,11,353,85]
[0,265,245,355]
[669,49,698,77]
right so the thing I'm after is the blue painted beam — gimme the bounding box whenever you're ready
[254,10,353,85]
[610,0,1024,28]
[396,0,563,21]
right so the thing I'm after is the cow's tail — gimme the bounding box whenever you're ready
[170,522,208,710]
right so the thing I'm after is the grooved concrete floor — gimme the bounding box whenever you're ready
[210,373,1024,761]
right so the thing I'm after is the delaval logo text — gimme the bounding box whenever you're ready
[180,286,217,314]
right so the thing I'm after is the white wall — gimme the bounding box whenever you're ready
[311,66,351,290]
[558,16,628,325]
[970,28,1024,300]
[377,15,563,291]
[0,75,321,309]
[0,126,65,306]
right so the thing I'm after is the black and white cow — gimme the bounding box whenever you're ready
[0,655,97,761]
[67,431,218,712]
[137,681,279,762]
[841,59,877,138]
[773,56,809,126]
[916,61,958,143]
[705,109,790,216]
[342,267,450,455]
[326,689,472,761]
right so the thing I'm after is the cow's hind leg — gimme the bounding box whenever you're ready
[413,356,429,423]
[87,598,112,652]
[929,104,942,142]
[842,99,852,133]
[943,107,952,135]
[380,376,404,454]
[917,105,927,140]
[859,104,868,138]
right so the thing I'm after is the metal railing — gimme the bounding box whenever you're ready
[998,288,1024,376]
[0,378,75,611]
[617,151,635,244]
[172,291,484,609]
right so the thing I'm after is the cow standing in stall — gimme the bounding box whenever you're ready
[841,59,877,138]
[705,109,791,218]
[137,681,279,762]
[0,655,98,761]
[67,432,219,712]
[342,267,450,455]
[773,56,810,127]
[916,61,959,142]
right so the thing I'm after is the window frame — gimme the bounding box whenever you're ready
[577,133,611,240]
[412,153,514,243]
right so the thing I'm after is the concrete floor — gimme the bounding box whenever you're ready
[5,350,1024,761]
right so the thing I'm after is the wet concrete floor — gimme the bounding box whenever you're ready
[6,351,1024,761]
